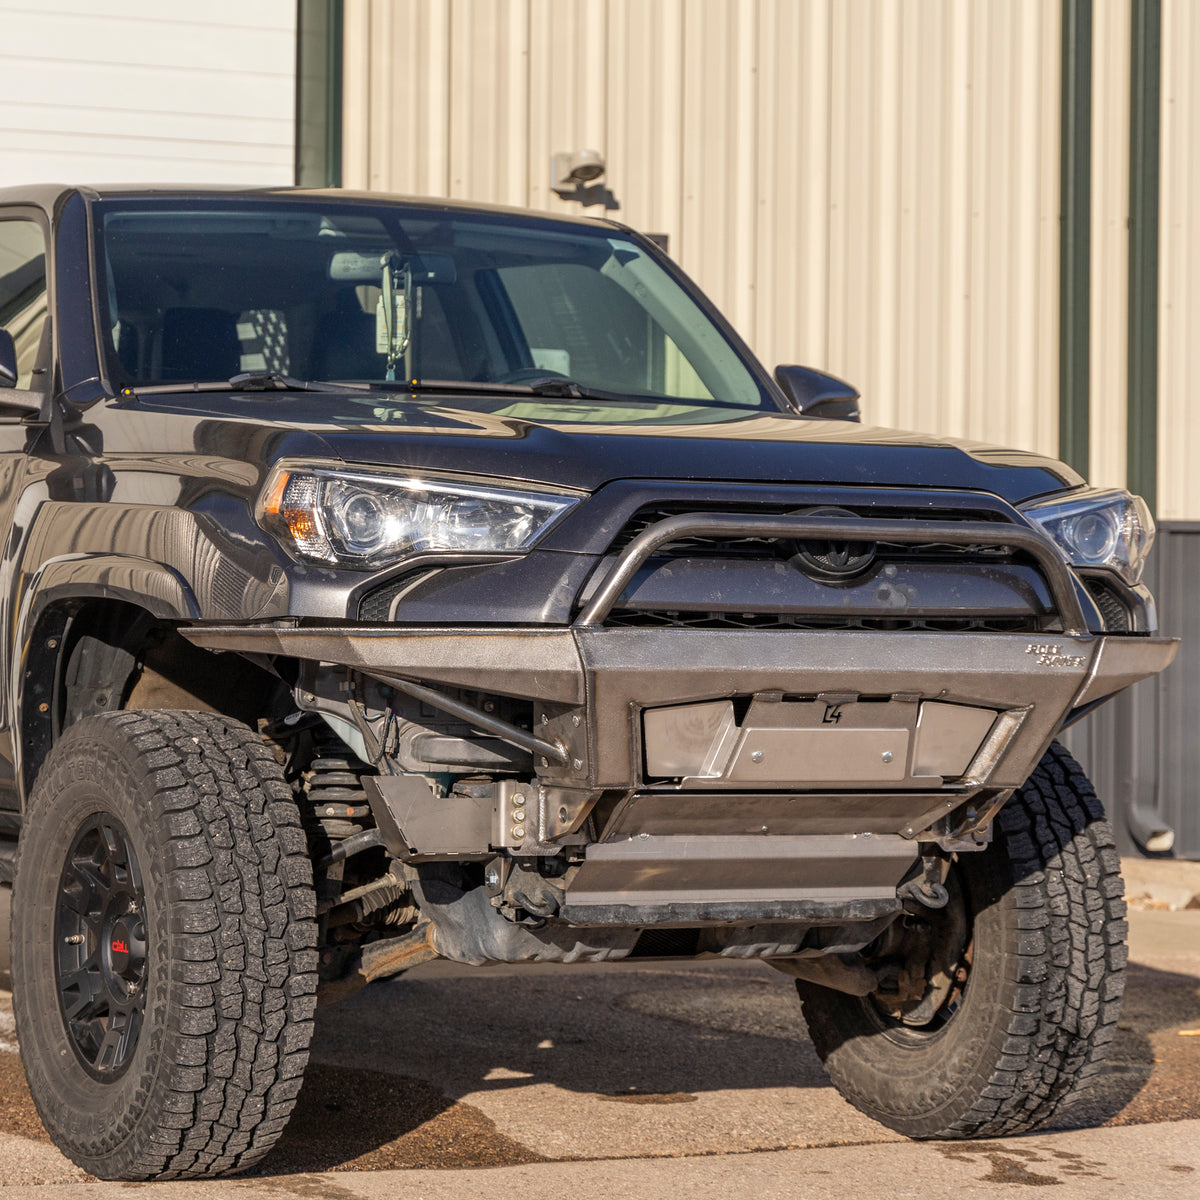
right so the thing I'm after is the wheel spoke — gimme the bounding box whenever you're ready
[58,876,90,917]
[94,1015,127,1072]
[58,964,105,1022]
[71,860,112,913]
[99,821,123,863]
[99,821,133,886]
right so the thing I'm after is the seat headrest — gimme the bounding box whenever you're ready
[161,308,240,382]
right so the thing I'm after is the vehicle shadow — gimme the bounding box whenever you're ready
[259,955,1200,1174]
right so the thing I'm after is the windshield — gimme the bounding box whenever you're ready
[93,198,776,423]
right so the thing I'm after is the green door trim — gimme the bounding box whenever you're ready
[295,0,344,188]
[1127,0,1161,510]
[1059,0,1092,479]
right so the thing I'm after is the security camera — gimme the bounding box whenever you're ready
[551,149,606,197]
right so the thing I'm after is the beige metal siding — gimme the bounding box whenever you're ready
[1158,0,1200,520]
[343,0,1061,455]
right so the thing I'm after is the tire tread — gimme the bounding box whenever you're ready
[13,711,316,1180]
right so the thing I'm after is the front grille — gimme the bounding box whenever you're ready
[358,570,439,622]
[360,580,405,622]
[608,505,1016,562]
[1084,578,1132,632]
[606,609,1037,633]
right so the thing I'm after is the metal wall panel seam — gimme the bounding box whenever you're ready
[664,0,686,253]
[428,0,452,196]
[809,0,833,371]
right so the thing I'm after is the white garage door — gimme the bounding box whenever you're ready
[0,0,296,188]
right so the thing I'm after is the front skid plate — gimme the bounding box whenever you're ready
[561,832,917,925]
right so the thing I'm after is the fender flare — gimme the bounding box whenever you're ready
[9,555,201,803]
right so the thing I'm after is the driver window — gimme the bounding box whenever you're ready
[0,219,48,390]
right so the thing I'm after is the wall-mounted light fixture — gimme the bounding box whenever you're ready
[550,149,606,199]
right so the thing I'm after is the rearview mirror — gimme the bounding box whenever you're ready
[330,251,457,284]
[774,364,861,422]
[0,329,17,388]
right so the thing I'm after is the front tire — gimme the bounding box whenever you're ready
[798,742,1126,1139]
[12,711,317,1179]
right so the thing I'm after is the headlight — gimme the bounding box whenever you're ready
[1022,487,1155,584]
[257,462,582,567]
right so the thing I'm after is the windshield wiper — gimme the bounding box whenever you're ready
[118,373,371,398]
[372,376,767,411]
[229,371,323,391]
[368,377,565,397]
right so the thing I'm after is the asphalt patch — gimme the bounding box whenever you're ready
[0,1050,50,1143]
[259,1062,547,1173]
[0,1050,545,1172]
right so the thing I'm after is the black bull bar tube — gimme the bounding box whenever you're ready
[574,513,1090,630]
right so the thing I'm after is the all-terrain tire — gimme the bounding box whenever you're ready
[12,711,317,1179]
[798,741,1126,1139]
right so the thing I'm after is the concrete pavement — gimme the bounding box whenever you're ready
[0,1121,1197,1200]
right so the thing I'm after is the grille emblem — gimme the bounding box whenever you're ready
[791,507,877,581]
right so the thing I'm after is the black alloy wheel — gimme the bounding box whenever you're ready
[54,813,149,1078]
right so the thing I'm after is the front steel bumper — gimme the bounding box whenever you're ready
[184,622,1177,811]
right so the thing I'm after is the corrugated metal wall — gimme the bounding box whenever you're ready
[1157,0,1200,520]
[342,0,1062,456]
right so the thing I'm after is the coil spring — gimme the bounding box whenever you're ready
[301,736,373,847]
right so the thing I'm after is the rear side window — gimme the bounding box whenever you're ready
[0,219,48,390]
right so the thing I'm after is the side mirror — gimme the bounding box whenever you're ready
[0,328,47,419]
[0,329,17,388]
[774,364,861,422]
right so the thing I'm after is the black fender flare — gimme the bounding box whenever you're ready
[9,554,201,803]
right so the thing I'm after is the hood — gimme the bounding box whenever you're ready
[116,391,1083,506]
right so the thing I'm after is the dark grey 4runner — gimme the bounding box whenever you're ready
[0,186,1178,1179]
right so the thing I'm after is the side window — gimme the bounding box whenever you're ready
[0,219,49,390]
